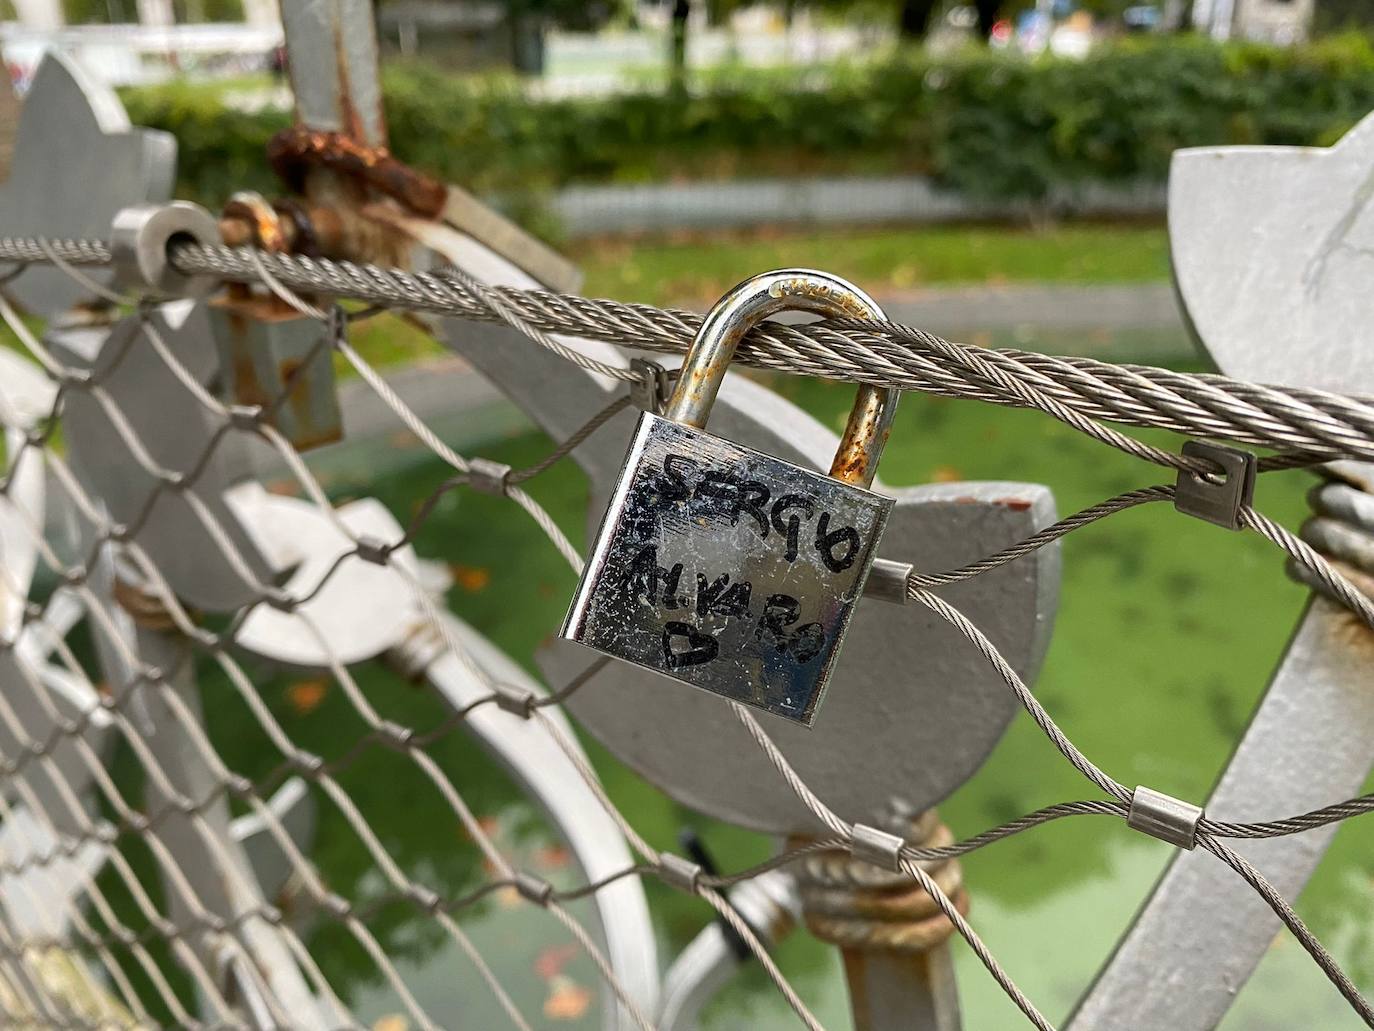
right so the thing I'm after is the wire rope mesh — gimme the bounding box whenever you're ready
[0,237,1373,1031]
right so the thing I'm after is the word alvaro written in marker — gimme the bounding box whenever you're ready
[562,414,892,725]
[628,452,866,669]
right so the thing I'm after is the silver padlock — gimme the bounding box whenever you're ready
[561,269,899,726]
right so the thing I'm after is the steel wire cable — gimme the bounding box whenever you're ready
[6,239,1374,1028]
[152,241,1374,465]
[7,236,1374,469]
[0,289,620,1025]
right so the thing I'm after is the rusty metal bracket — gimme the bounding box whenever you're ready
[267,127,447,219]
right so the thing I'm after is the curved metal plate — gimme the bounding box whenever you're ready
[0,52,175,318]
[1073,112,1374,1031]
[47,303,274,613]
[226,489,661,1024]
[1169,111,1374,395]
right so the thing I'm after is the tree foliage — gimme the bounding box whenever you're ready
[125,33,1374,210]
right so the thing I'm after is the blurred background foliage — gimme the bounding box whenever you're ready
[124,32,1374,222]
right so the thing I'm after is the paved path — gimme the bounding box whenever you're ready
[881,282,1182,333]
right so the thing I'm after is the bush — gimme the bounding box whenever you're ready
[123,33,1374,210]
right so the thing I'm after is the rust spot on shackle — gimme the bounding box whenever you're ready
[830,386,894,487]
[664,269,899,490]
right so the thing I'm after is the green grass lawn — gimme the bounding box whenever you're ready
[574,221,1170,308]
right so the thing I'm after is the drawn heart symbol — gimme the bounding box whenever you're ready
[662,622,719,668]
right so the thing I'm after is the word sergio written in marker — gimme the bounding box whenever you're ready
[623,452,867,670]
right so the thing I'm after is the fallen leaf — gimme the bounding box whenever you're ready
[372,1017,408,1031]
[930,465,963,483]
[544,975,592,1021]
[447,564,490,593]
[287,678,328,716]
[535,843,571,870]
[534,942,581,980]
[494,885,521,909]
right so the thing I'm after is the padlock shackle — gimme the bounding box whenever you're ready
[663,268,899,489]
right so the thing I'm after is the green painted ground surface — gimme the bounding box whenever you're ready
[575,223,1170,308]
[81,367,1373,1029]
[17,218,1372,1027]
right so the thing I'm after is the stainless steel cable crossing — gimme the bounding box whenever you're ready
[4,233,1374,1030]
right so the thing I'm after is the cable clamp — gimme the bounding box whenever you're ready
[1174,441,1256,531]
[1127,785,1203,850]
[227,404,262,431]
[494,686,537,719]
[467,457,512,496]
[514,872,554,907]
[658,852,703,893]
[849,823,906,872]
[355,535,391,566]
[630,358,671,414]
[862,558,913,605]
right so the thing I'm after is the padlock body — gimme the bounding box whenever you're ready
[562,412,892,726]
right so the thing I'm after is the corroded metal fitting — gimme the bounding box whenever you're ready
[112,576,182,633]
[793,809,965,953]
[222,191,291,253]
[266,126,448,218]
[385,622,449,682]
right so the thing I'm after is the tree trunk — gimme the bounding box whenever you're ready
[510,12,546,76]
[898,0,937,39]
[669,0,691,95]
[974,0,1001,38]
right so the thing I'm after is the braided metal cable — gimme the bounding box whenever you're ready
[4,236,1366,470]
[0,274,658,1028]
[8,235,1374,470]
[9,235,1374,1029]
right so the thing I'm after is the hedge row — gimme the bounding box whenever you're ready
[123,33,1374,216]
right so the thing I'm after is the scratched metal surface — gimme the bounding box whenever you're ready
[563,412,892,726]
